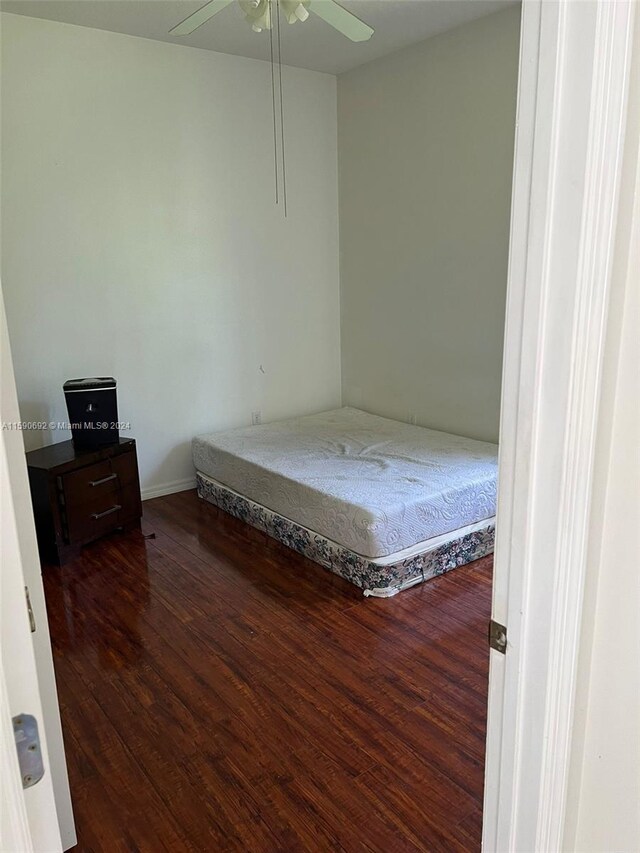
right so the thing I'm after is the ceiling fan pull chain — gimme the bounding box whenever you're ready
[269,0,279,206]
[276,0,288,217]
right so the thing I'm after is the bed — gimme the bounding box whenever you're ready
[192,407,497,596]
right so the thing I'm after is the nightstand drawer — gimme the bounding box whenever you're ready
[61,451,137,509]
[61,460,117,507]
[66,499,124,544]
[64,477,141,544]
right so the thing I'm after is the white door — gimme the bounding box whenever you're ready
[1,286,75,852]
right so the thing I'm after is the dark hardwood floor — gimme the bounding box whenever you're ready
[42,489,492,853]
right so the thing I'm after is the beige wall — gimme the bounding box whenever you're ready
[564,9,640,850]
[0,13,341,495]
[338,6,520,442]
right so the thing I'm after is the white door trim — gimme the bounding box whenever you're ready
[1,289,66,851]
[483,1,636,851]
[0,287,76,851]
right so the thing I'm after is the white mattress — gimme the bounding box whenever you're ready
[192,407,498,559]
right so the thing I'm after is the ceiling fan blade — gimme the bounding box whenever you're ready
[310,0,373,42]
[170,0,234,36]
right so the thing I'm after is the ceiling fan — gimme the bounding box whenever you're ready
[170,0,374,42]
[169,0,373,216]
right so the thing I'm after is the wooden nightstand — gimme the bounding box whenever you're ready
[26,438,142,565]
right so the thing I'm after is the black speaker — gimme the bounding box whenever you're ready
[63,377,119,450]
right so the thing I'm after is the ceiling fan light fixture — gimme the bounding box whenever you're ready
[170,0,372,42]
[281,0,310,25]
[239,0,273,31]
[238,0,310,32]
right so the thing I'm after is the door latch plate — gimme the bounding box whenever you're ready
[25,586,36,633]
[13,714,44,788]
[489,619,508,654]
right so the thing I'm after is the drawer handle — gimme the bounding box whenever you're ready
[89,473,117,487]
[91,504,121,520]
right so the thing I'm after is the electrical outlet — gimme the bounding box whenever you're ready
[251,411,262,426]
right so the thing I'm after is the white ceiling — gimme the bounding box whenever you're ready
[0,0,517,74]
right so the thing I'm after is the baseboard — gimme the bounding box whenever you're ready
[141,477,196,501]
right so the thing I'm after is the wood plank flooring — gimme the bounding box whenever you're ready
[42,489,492,852]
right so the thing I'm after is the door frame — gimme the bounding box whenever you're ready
[1,285,75,851]
[483,0,636,850]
